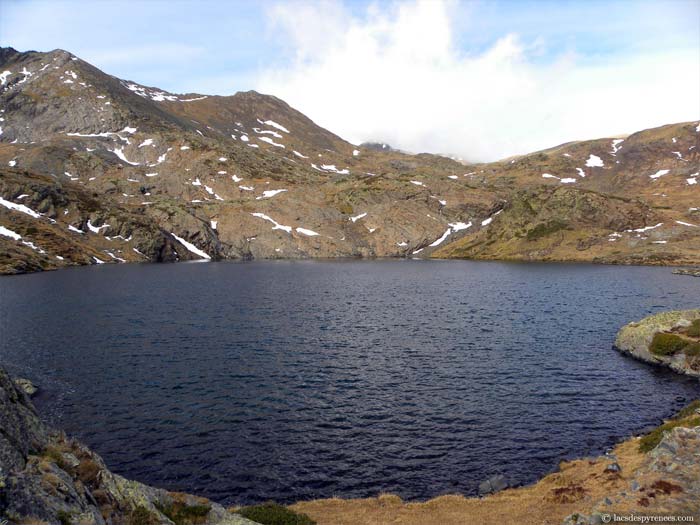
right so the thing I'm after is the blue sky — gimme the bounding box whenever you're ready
[1,0,699,160]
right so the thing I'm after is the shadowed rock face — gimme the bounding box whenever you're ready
[0,367,259,525]
[1,46,699,274]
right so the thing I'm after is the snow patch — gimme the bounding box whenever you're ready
[320,164,349,174]
[262,120,289,133]
[256,189,287,200]
[626,223,663,233]
[170,233,211,259]
[0,225,21,240]
[429,229,452,247]
[0,197,42,218]
[110,147,140,166]
[650,169,670,179]
[251,212,292,233]
[449,221,472,232]
[585,154,604,168]
[296,227,319,236]
[610,139,624,155]
[86,219,110,234]
[253,128,283,139]
[258,136,285,148]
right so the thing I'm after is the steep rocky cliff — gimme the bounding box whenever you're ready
[0,367,258,525]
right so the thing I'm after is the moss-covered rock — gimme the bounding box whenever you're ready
[614,309,700,377]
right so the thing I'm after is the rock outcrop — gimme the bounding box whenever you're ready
[614,309,700,377]
[12,377,37,397]
[673,268,700,277]
[0,367,258,525]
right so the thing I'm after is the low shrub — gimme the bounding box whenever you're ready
[76,457,101,485]
[56,510,72,525]
[683,342,700,356]
[686,319,700,337]
[238,502,316,525]
[649,333,688,356]
[525,220,568,241]
[675,400,700,419]
[129,506,159,525]
[639,415,700,452]
[43,446,71,471]
[154,502,211,525]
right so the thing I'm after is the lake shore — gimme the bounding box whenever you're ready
[3,253,700,277]
[288,404,700,524]
[288,310,700,524]
[2,311,699,524]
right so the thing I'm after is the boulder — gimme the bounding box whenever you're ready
[478,474,509,496]
[13,378,37,397]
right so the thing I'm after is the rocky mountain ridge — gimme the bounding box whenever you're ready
[1,46,698,274]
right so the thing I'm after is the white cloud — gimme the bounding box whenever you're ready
[257,0,700,161]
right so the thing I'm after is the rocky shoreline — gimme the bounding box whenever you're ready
[673,268,700,277]
[0,367,261,525]
[2,311,699,525]
[2,254,699,279]
[615,309,700,377]
[293,310,700,524]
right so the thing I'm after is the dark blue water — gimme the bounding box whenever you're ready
[1,260,699,505]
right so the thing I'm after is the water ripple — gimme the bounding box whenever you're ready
[0,260,698,505]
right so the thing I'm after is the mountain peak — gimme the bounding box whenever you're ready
[0,47,698,275]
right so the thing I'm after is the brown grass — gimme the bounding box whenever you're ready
[290,439,647,525]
